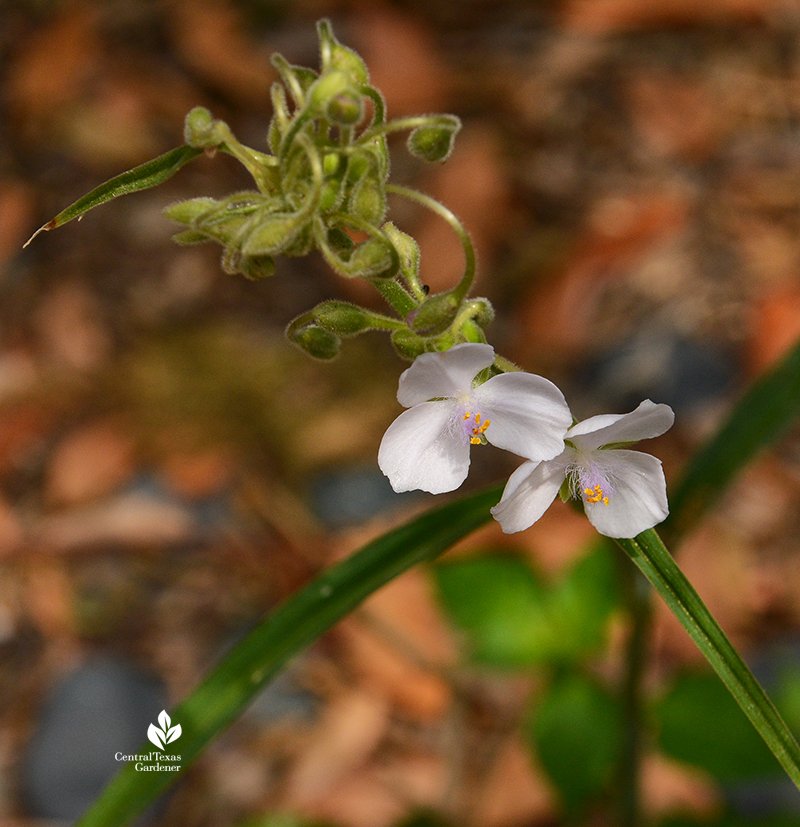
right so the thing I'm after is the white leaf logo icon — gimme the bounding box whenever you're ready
[147,710,181,751]
[147,723,165,750]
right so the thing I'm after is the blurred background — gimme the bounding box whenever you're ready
[4,0,800,825]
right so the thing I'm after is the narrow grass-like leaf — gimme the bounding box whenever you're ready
[666,336,800,538]
[615,528,800,792]
[24,145,203,246]
[74,484,503,827]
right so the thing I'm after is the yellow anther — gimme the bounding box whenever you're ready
[464,412,490,444]
[584,484,609,505]
[471,419,490,438]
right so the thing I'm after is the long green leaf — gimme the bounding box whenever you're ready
[615,528,800,791]
[666,335,800,538]
[75,484,502,827]
[24,145,203,246]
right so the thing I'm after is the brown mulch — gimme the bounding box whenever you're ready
[3,1,800,825]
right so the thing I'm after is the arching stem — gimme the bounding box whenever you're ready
[386,184,476,304]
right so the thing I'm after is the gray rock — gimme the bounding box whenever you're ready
[22,655,167,824]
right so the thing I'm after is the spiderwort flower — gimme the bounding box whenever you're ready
[378,343,572,494]
[491,399,675,538]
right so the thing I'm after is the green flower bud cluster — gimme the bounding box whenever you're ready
[36,18,494,361]
[166,20,460,288]
[161,19,493,360]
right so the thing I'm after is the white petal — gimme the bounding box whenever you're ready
[583,450,668,538]
[491,458,566,534]
[397,343,495,407]
[378,401,470,494]
[569,400,674,452]
[472,372,572,461]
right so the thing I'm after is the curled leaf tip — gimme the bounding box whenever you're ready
[23,220,55,248]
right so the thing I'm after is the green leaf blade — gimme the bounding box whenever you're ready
[667,336,800,537]
[74,484,503,827]
[615,529,800,792]
[25,145,204,245]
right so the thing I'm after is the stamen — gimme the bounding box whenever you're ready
[471,418,490,437]
[462,412,491,445]
[584,484,609,506]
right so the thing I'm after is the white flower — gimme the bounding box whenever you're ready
[491,399,675,538]
[378,343,572,494]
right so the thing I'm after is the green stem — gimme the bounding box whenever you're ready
[369,278,418,317]
[291,132,324,218]
[361,86,386,127]
[492,354,522,374]
[215,125,278,194]
[271,53,307,108]
[361,114,457,143]
[319,212,416,315]
[290,306,407,336]
[615,528,800,791]
[278,109,314,170]
[386,184,476,303]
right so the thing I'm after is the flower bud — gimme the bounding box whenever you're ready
[241,212,305,256]
[323,152,342,176]
[407,116,461,163]
[382,222,420,282]
[314,301,375,335]
[346,152,371,183]
[349,177,386,225]
[184,107,227,149]
[235,254,276,281]
[163,198,218,226]
[346,237,393,277]
[308,71,354,113]
[410,291,459,335]
[287,321,340,360]
[280,224,313,258]
[327,90,364,125]
[319,154,346,212]
[317,19,369,86]
[390,329,428,361]
[171,229,207,245]
[470,297,495,328]
[268,83,290,154]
